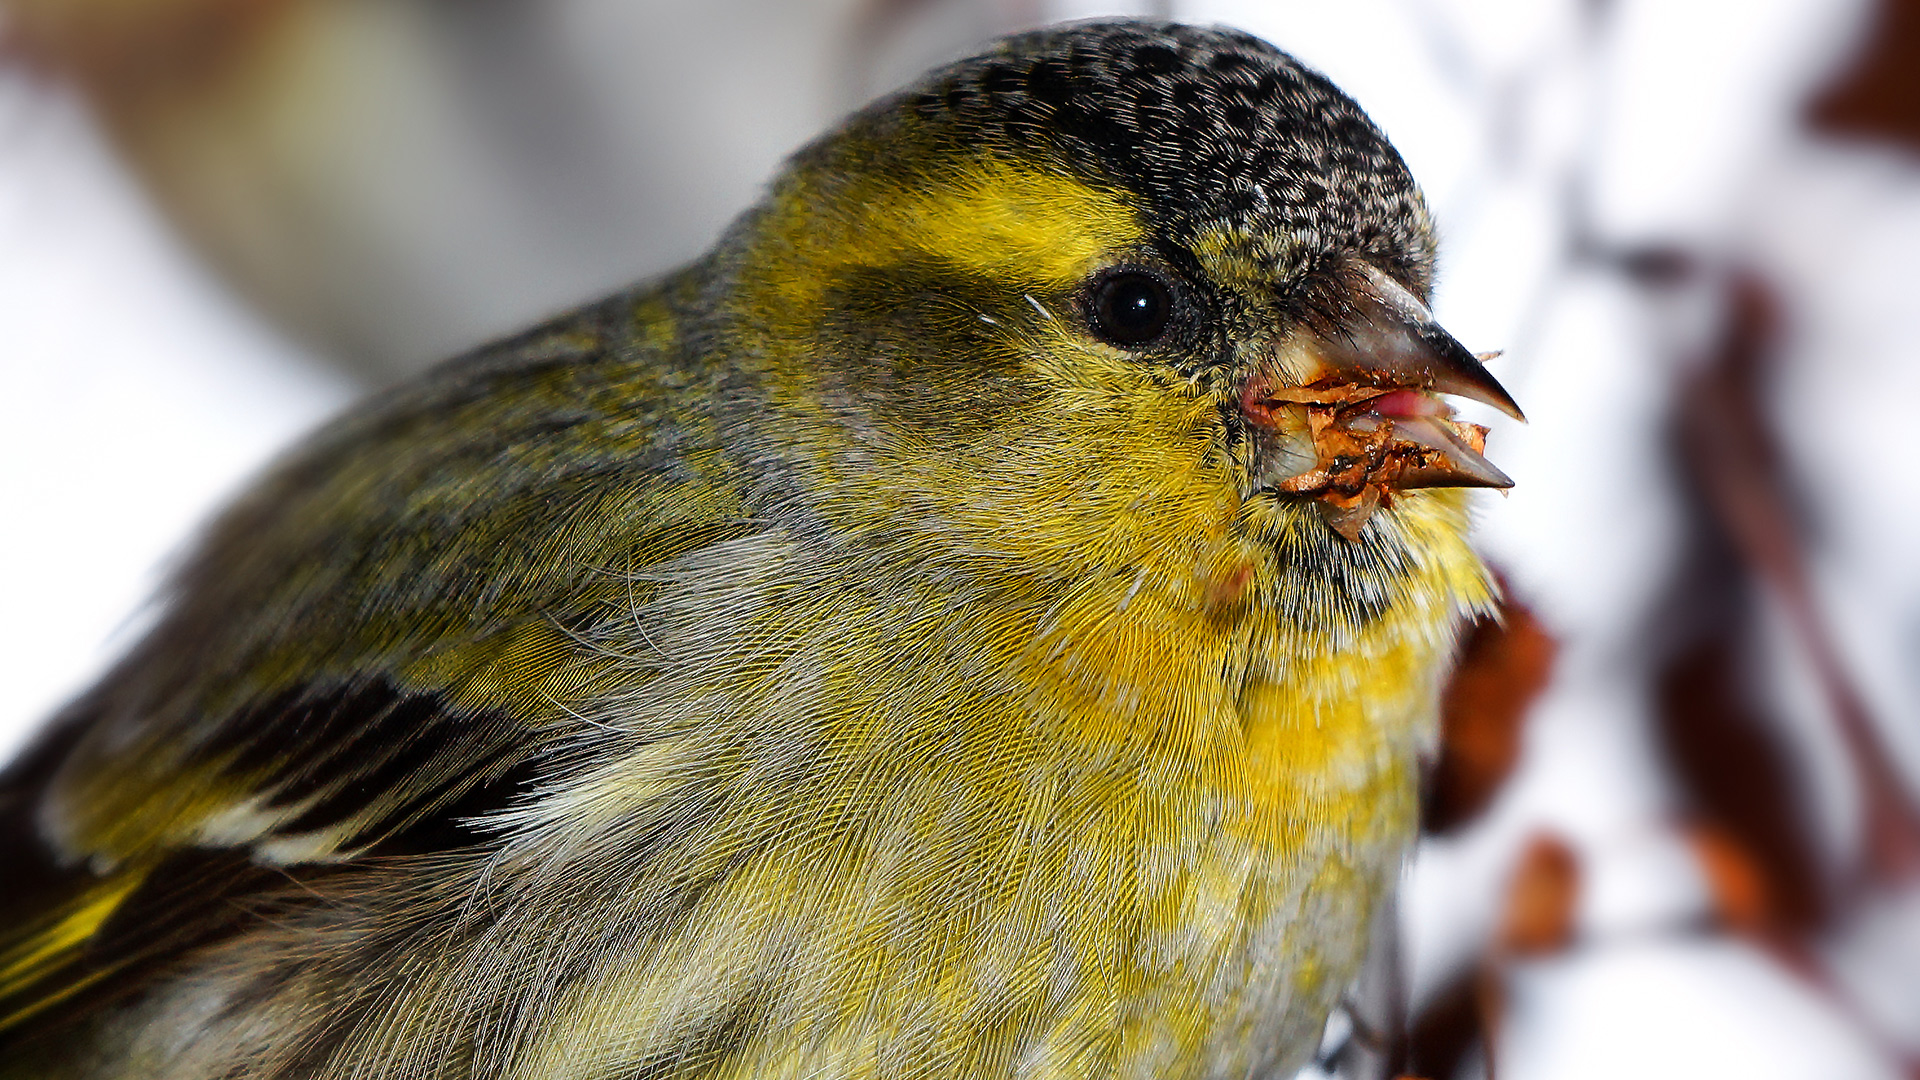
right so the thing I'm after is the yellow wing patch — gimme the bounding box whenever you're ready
[0,870,145,1031]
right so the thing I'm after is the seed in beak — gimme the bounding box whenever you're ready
[1238,261,1523,540]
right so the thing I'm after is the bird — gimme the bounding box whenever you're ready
[0,19,1521,1080]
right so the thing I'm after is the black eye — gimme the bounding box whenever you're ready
[1088,270,1175,347]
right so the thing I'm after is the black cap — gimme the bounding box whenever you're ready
[889,21,1435,288]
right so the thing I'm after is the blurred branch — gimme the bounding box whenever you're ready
[1675,267,1920,895]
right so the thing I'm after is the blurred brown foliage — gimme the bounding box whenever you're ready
[1809,0,1920,149]
[3,0,295,96]
[1425,594,1559,835]
[1497,833,1583,957]
[1684,821,1777,937]
[1657,635,1828,934]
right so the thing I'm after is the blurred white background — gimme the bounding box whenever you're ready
[3,0,1918,1076]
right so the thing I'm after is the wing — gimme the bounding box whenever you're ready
[0,678,543,1037]
[0,272,752,1042]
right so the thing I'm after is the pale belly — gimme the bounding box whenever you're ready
[1105,744,1421,1080]
[458,781,1395,1080]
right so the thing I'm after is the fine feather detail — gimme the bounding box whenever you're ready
[0,20,1502,1080]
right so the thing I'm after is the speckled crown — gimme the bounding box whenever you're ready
[897,20,1435,286]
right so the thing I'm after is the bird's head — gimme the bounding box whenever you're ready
[716,20,1517,628]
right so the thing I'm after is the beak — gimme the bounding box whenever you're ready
[1319,263,1524,422]
[1241,261,1523,540]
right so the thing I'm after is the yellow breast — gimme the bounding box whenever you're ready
[504,488,1486,1080]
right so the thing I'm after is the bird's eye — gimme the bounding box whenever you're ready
[1087,270,1175,347]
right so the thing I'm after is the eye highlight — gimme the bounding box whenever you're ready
[1086,269,1175,347]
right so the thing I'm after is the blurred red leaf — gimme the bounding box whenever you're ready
[1499,833,1582,956]
[1424,590,1558,834]
[1683,821,1776,936]
[1657,637,1830,933]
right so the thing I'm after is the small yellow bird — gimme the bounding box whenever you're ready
[0,20,1519,1080]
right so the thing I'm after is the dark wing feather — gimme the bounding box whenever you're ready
[0,670,551,1041]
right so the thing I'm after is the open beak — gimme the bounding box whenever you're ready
[1241,261,1523,540]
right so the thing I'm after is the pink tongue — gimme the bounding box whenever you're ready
[1367,389,1444,419]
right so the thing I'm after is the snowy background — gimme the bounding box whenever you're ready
[3,0,1918,1076]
